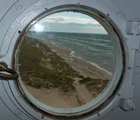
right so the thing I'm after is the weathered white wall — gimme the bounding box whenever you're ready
[0,0,140,119]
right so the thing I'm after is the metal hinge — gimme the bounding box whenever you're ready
[120,98,135,111]
[0,62,18,80]
[126,18,140,35]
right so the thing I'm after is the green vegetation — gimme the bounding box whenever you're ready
[19,36,109,93]
[19,37,78,92]
[80,77,109,95]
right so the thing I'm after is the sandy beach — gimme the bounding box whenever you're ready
[19,37,112,108]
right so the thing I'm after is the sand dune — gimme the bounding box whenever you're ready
[20,37,112,108]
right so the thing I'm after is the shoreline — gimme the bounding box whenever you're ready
[27,35,112,74]
[39,39,112,80]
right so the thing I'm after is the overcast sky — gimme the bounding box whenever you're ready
[30,12,107,34]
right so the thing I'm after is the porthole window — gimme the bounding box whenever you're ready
[15,8,123,117]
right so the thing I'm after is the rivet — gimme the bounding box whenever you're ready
[18,30,21,34]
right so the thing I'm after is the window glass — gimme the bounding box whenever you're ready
[18,12,115,108]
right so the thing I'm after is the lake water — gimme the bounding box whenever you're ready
[27,32,115,72]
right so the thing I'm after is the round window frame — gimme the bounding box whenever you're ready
[15,5,124,118]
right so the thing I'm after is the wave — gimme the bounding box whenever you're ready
[69,50,75,57]
[58,37,112,46]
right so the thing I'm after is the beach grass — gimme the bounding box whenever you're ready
[79,77,109,94]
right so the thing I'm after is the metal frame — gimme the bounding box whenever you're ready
[15,5,124,118]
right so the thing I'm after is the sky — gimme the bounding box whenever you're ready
[30,12,107,34]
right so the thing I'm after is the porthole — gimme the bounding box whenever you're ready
[15,6,123,118]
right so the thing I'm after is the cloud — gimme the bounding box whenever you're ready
[31,14,107,34]
[40,16,100,25]
[34,22,106,34]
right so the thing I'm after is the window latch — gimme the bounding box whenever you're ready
[0,62,18,80]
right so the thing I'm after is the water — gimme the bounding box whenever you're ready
[27,31,115,72]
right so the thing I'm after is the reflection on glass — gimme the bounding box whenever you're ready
[18,12,115,108]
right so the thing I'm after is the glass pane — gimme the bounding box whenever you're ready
[18,12,115,108]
